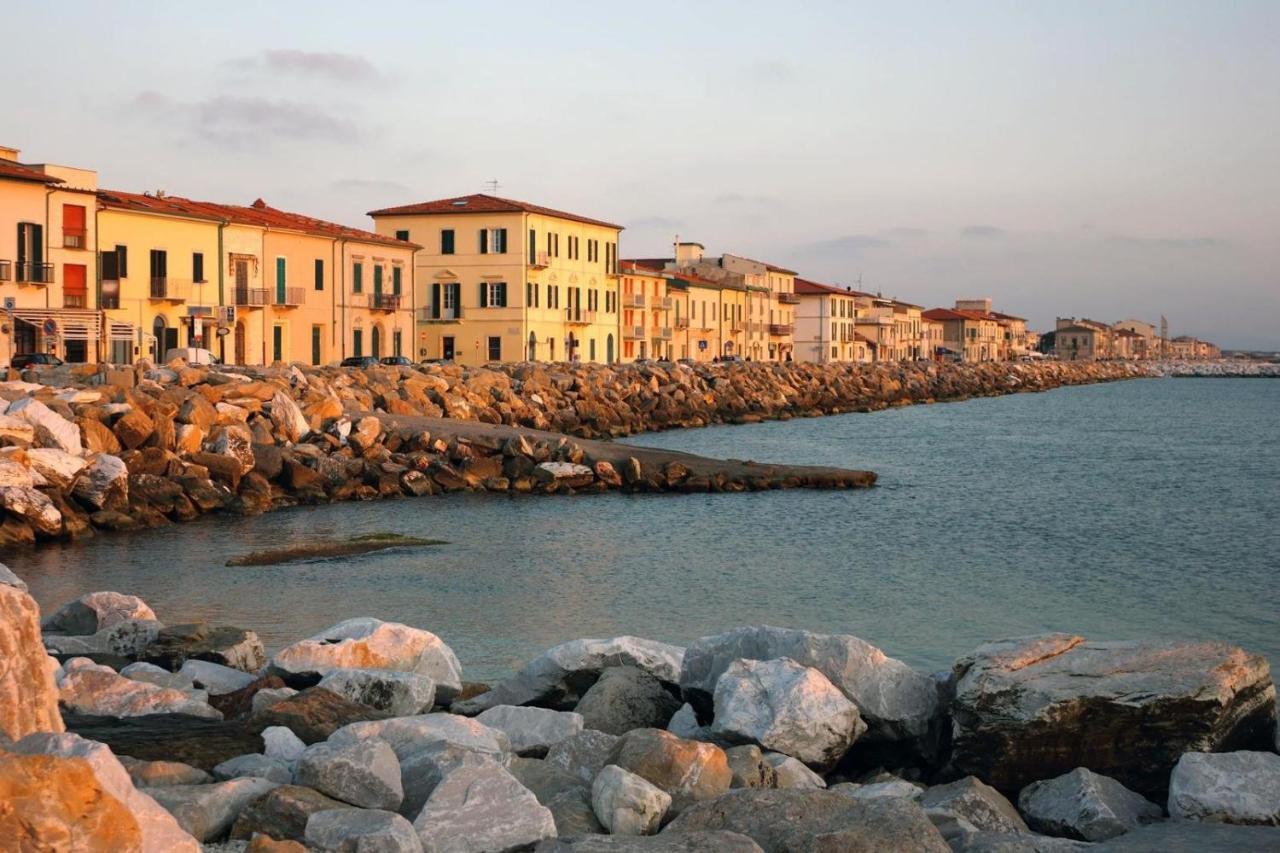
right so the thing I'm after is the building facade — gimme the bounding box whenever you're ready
[793,278,868,363]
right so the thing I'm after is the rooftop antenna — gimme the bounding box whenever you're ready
[482,178,501,194]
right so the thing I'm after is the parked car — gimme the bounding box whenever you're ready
[340,356,379,368]
[10,353,63,370]
[419,357,453,365]
[163,347,221,365]
[379,355,413,366]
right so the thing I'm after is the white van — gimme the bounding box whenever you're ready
[163,347,221,365]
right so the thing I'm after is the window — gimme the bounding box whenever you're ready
[479,228,507,254]
[353,261,363,293]
[101,248,120,281]
[275,257,287,303]
[353,329,363,357]
[487,336,502,362]
[373,264,383,294]
[149,250,168,297]
[527,281,540,308]
[589,338,596,361]
[392,266,402,295]
[441,229,455,255]
[311,325,322,365]
[529,229,537,264]
[314,258,323,291]
[395,229,410,242]
[479,281,507,307]
[193,252,205,283]
[61,204,87,249]
[553,233,559,258]
[272,325,283,362]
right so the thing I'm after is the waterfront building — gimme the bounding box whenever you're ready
[853,292,899,361]
[923,316,946,360]
[922,307,1001,362]
[889,300,925,360]
[0,147,100,363]
[96,192,417,365]
[793,278,868,363]
[1113,318,1160,359]
[1057,317,1113,360]
[618,262,674,361]
[1054,323,1106,361]
[369,194,622,365]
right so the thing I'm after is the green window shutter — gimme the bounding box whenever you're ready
[118,245,128,277]
[479,282,488,308]
[498,283,507,306]
[529,229,536,264]
[32,224,43,265]
[314,259,324,290]
[431,283,441,318]
[275,257,286,302]
[392,266,402,295]
[15,225,24,265]
[498,228,507,253]
[353,262,362,292]
[442,230,454,254]
[479,229,488,254]
[373,265,383,295]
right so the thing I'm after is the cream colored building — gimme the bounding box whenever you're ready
[618,262,674,361]
[793,278,868,363]
[370,194,622,365]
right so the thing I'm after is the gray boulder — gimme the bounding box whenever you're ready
[295,739,404,811]
[476,704,584,756]
[42,590,156,635]
[306,807,423,853]
[328,712,510,760]
[951,831,1092,852]
[230,784,348,842]
[148,777,280,842]
[605,728,732,815]
[318,668,437,716]
[763,753,825,789]
[710,657,865,769]
[1167,750,1280,825]
[1093,820,1280,851]
[179,660,258,695]
[396,740,508,820]
[575,665,683,735]
[212,752,294,783]
[454,636,684,714]
[724,745,777,789]
[948,634,1276,799]
[43,619,164,659]
[665,704,707,741]
[1019,767,1161,841]
[546,729,620,784]
[921,776,1028,835]
[261,725,307,764]
[593,764,672,835]
[535,834,764,852]
[509,757,604,836]
[834,779,923,801]
[412,763,556,852]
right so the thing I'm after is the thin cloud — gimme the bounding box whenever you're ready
[227,49,382,83]
[331,178,411,194]
[804,235,892,253]
[714,192,779,207]
[628,215,684,230]
[1105,234,1226,249]
[961,225,1007,239]
[881,227,929,239]
[131,91,361,148]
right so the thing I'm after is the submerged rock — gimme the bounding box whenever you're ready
[42,590,157,636]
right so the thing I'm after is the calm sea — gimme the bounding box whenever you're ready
[11,377,1278,681]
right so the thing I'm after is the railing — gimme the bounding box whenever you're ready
[623,293,646,308]
[16,262,53,284]
[0,260,10,281]
[729,321,744,332]
[234,287,270,307]
[371,293,402,311]
[149,277,192,301]
[63,293,88,308]
[623,325,645,340]
[655,327,673,340]
[274,287,305,307]
[675,317,689,330]
[529,251,551,269]
[101,295,120,310]
[417,307,463,322]
[658,296,673,309]
[62,229,87,249]
[768,323,794,336]
[777,292,801,304]
[566,308,597,325]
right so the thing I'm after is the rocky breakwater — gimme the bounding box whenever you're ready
[7,568,1279,849]
[1151,358,1280,378]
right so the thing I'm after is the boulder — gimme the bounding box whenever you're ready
[230,784,348,842]
[10,731,200,851]
[58,666,223,719]
[662,788,950,852]
[327,712,510,760]
[268,618,462,701]
[710,657,865,768]
[249,687,389,744]
[666,704,706,741]
[144,622,266,672]
[118,754,213,787]
[42,589,156,635]
[43,618,164,658]
[253,687,300,714]
[1018,767,1161,841]
[25,446,86,488]
[725,745,777,789]
[213,753,295,784]
[950,831,1092,851]
[270,390,310,443]
[947,634,1276,799]
[920,776,1028,836]
[73,453,130,510]
[606,728,732,814]
[8,396,83,454]
[306,808,423,853]
[1090,821,1280,851]
[1167,750,1280,825]
[211,674,290,719]
[412,763,556,852]
[180,658,261,694]
[454,635,684,714]
[396,739,508,821]
[575,665,683,735]
[547,728,621,784]
[534,834,764,852]
[0,485,62,536]
[0,456,35,487]
[0,413,36,446]
[0,751,144,851]
[149,777,281,842]
[295,738,404,811]
[318,668,437,715]
[763,753,826,789]
[508,756,604,836]
[262,725,307,763]
[210,423,257,474]
[63,711,265,771]
[593,764,672,835]
[0,561,28,591]
[120,660,201,693]
[0,584,64,740]
[477,704,584,756]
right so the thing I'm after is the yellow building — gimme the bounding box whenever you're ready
[369,194,622,365]
[793,278,868,363]
[0,147,100,364]
[95,191,417,365]
[618,262,675,361]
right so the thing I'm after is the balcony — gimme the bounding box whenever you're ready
[273,287,305,308]
[777,292,801,305]
[654,327,673,341]
[234,287,270,308]
[63,293,89,308]
[675,317,689,330]
[768,323,794,336]
[658,296,673,310]
[529,251,551,269]
[16,262,53,285]
[149,277,191,302]
[0,260,10,281]
[63,229,88,250]
[623,293,646,308]
[729,321,744,333]
[417,307,463,323]
[566,308,598,325]
[623,325,645,340]
[371,293,402,312]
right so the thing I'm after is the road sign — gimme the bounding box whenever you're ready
[698,340,708,351]
[216,327,230,337]
[3,297,14,311]
[43,319,58,337]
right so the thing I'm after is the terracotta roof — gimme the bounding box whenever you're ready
[620,260,667,275]
[923,307,989,322]
[98,190,419,249]
[794,277,861,296]
[367,193,624,230]
[989,310,1026,322]
[0,160,63,185]
[727,253,797,276]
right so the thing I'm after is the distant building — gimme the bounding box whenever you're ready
[922,308,1000,362]
[793,278,869,363]
[1055,324,1106,361]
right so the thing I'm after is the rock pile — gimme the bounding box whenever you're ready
[3,574,1277,850]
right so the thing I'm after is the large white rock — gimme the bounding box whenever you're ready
[921,776,1028,836]
[307,807,423,853]
[11,731,200,852]
[397,740,510,820]
[72,453,129,509]
[1019,767,1161,841]
[591,764,671,836]
[1168,751,1280,825]
[120,662,205,700]
[476,705,584,757]
[270,389,311,443]
[212,753,293,784]
[148,777,280,842]
[329,713,510,760]
[454,635,685,714]
[412,763,556,852]
[7,396,82,454]
[0,485,62,536]
[209,423,256,474]
[58,667,223,719]
[764,753,827,789]
[0,413,35,446]
[25,447,86,488]
[545,729,620,785]
[681,626,939,749]
[296,739,405,811]
[178,659,258,695]
[43,590,157,635]
[262,725,307,764]
[319,668,437,715]
[711,657,865,768]
[43,619,164,658]
[269,618,462,700]
[0,585,64,741]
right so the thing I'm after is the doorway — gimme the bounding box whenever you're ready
[153,316,177,357]
[528,332,537,361]
[606,334,614,363]
[442,336,455,360]
[235,321,247,365]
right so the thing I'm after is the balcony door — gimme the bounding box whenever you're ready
[275,258,287,304]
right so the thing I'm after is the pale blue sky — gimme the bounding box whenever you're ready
[7,1,1277,347]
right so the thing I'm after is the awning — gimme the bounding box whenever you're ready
[11,308,102,341]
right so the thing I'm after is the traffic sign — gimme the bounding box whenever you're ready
[42,319,58,337]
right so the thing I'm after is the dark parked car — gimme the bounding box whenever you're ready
[419,357,453,365]
[379,356,413,366]
[11,353,63,370]
[340,355,379,368]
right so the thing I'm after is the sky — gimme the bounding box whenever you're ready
[7,1,1278,348]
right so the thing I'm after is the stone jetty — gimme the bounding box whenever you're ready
[2,577,1278,851]
[0,358,1143,545]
